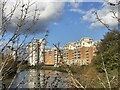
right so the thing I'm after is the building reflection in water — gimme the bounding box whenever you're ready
[11,69,71,88]
[27,70,45,88]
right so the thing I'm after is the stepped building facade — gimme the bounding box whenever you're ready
[63,37,96,65]
[28,37,97,66]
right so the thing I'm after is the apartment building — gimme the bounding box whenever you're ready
[45,48,63,66]
[64,37,95,50]
[45,48,56,65]
[28,38,46,66]
[63,37,96,65]
[4,46,19,61]
[27,37,96,66]
[63,47,95,65]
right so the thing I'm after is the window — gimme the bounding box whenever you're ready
[86,53,89,55]
[86,59,89,62]
[86,62,89,65]
[78,56,80,59]
[86,48,89,52]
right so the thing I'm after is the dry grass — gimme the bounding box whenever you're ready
[70,63,118,88]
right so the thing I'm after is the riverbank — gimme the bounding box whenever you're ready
[41,66,67,73]
[19,63,67,73]
[3,62,118,89]
[69,63,118,88]
[2,71,16,89]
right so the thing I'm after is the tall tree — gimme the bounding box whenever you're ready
[94,30,120,73]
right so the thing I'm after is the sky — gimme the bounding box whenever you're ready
[34,1,118,47]
[46,2,108,46]
[1,0,119,47]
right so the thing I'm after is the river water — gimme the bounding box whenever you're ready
[10,69,71,88]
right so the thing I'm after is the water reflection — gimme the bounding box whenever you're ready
[11,69,71,88]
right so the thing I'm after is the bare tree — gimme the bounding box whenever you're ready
[94,0,120,32]
[93,1,120,89]
[0,0,47,89]
[52,1,120,89]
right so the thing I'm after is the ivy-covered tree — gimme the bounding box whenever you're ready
[94,30,120,73]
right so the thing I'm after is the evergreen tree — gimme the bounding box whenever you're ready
[94,30,120,73]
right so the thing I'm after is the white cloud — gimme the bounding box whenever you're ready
[83,1,119,29]
[105,0,119,4]
[83,9,96,22]
[68,1,85,17]
[3,0,65,34]
[70,2,81,8]
[53,22,58,25]
[69,8,85,14]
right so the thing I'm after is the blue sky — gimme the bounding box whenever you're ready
[35,2,109,47]
[3,1,118,47]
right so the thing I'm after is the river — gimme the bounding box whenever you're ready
[10,69,71,88]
